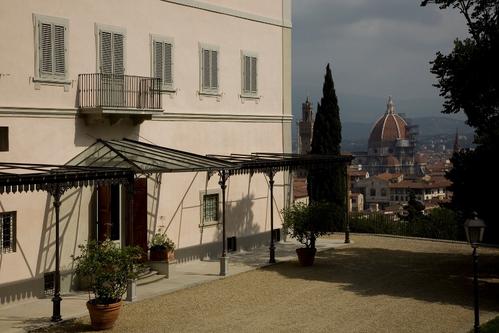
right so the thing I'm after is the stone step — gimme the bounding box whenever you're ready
[137,266,152,277]
[138,270,158,280]
[137,273,166,286]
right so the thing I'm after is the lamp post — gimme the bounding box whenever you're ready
[464,213,486,333]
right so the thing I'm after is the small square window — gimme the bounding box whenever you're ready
[1,211,17,253]
[0,127,8,152]
[44,271,55,296]
[203,194,219,224]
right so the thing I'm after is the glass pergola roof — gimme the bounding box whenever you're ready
[66,138,236,173]
[1,139,354,194]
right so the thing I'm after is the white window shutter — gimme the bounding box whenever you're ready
[211,50,218,89]
[163,42,173,86]
[53,25,66,75]
[100,31,113,74]
[153,40,163,80]
[251,56,257,93]
[112,33,124,75]
[40,23,53,74]
[202,49,210,89]
[243,56,251,93]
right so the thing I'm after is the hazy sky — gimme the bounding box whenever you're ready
[292,0,469,120]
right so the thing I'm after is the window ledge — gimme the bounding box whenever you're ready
[160,88,177,94]
[199,221,221,228]
[239,94,261,103]
[32,77,71,91]
[198,90,223,101]
[33,77,71,85]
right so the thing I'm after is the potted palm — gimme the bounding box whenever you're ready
[149,228,175,262]
[73,240,143,330]
[282,201,337,266]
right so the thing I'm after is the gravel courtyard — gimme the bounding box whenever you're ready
[36,234,499,333]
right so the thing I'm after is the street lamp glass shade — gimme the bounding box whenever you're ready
[464,216,486,246]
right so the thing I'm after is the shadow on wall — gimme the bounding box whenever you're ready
[0,188,86,305]
[222,194,263,248]
[147,174,162,247]
[73,117,140,147]
[266,244,499,313]
[174,193,264,264]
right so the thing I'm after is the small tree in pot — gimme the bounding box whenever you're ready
[73,240,143,330]
[282,201,338,266]
[149,227,175,262]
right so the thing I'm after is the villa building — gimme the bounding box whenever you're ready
[0,0,292,305]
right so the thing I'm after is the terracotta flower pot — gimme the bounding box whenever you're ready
[296,247,317,266]
[86,299,122,330]
[150,247,175,262]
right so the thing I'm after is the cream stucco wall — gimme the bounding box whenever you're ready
[0,0,285,115]
[0,0,292,304]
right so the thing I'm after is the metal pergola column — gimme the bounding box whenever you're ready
[48,185,65,322]
[344,164,350,244]
[218,170,230,276]
[268,169,277,264]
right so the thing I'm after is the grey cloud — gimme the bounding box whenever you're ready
[292,0,468,122]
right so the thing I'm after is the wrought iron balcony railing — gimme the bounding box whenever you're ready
[77,74,162,110]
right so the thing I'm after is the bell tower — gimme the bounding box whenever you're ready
[298,97,314,155]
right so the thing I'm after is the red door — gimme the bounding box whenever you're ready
[131,178,148,254]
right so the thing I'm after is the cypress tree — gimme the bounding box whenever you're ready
[307,64,346,228]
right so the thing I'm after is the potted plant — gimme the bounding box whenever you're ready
[149,228,175,262]
[73,240,143,330]
[282,201,337,266]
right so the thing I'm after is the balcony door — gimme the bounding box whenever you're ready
[99,29,125,107]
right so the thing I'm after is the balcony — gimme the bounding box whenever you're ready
[77,74,163,125]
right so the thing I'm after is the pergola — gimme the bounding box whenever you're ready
[0,139,353,321]
[0,162,133,322]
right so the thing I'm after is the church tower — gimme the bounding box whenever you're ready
[298,97,314,155]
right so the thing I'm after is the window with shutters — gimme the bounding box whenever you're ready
[241,52,258,96]
[96,25,126,106]
[34,14,68,82]
[151,35,174,90]
[1,212,16,254]
[96,25,125,76]
[199,44,219,94]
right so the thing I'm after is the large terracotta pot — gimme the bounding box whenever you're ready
[296,247,317,266]
[86,299,122,330]
[150,247,175,262]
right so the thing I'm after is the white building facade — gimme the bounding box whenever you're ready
[0,0,292,305]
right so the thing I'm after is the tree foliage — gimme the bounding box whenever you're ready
[406,191,425,222]
[307,64,346,226]
[282,202,341,248]
[73,240,143,304]
[421,0,499,241]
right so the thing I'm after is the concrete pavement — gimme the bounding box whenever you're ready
[0,237,348,333]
